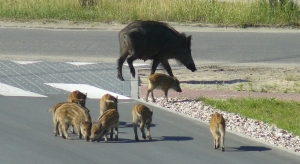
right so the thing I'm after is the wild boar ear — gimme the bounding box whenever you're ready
[186,35,192,48]
[150,109,153,115]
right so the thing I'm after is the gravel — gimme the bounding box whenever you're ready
[140,97,300,153]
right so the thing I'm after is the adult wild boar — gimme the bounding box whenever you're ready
[117,20,197,81]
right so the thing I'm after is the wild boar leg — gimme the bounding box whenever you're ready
[110,128,114,139]
[150,59,160,75]
[146,88,154,102]
[58,124,66,139]
[103,134,109,142]
[151,91,155,102]
[145,90,150,102]
[61,123,72,140]
[54,120,59,136]
[126,55,138,78]
[117,54,128,81]
[161,60,174,77]
[75,124,82,139]
[146,123,152,140]
[114,127,118,141]
[140,122,146,139]
[70,125,76,134]
[97,133,105,142]
[133,122,139,141]
[215,135,220,149]
[164,90,169,102]
[220,133,225,151]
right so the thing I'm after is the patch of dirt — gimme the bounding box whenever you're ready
[139,64,300,94]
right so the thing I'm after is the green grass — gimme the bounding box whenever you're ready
[0,0,300,27]
[200,97,300,136]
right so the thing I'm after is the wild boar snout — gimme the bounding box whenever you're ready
[187,63,197,72]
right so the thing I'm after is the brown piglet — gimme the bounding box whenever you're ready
[90,109,119,142]
[132,104,153,141]
[100,93,118,116]
[209,112,226,152]
[67,90,87,107]
[146,73,182,102]
[54,103,92,141]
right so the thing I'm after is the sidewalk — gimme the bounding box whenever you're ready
[139,86,300,101]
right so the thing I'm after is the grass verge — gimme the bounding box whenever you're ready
[200,97,300,136]
[0,0,299,27]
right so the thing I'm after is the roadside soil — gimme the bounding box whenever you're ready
[139,63,300,95]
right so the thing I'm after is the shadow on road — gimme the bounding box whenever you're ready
[157,136,193,141]
[226,146,272,152]
[182,79,249,85]
[119,121,157,128]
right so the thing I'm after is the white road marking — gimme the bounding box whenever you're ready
[0,82,47,97]
[66,62,97,66]
[44,83,130,99]
[12,61,42,65]
[124,63,149,67]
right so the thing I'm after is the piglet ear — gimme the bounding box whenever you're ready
[71,99,77,103]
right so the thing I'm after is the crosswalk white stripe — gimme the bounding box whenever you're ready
[0,82,47,97]
[124,63,149,67]
[44,83,130,99]
[12,61,42,65]
[65,62,97,66]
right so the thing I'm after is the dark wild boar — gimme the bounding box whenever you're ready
[210,112,225,152]
[117,20,197,81]
[54,103,92,141]
[132,104,153,141]
[100,93,118,116]
[146,73,182,102]
[90,109,119,142]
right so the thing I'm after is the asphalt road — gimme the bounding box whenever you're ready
[0,27,300,64]
[0,26,300,163]
[0,95,299,164]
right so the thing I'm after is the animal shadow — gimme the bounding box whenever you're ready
[121,123,157,128]
[227,146,272,152]
[182,79,249,85]
[157,136,193,141]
